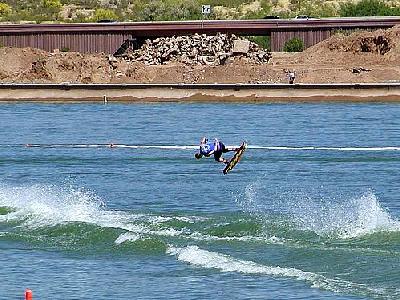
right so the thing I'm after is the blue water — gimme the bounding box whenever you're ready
[0,102,399,299]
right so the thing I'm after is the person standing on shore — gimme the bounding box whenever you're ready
[288,70,296,84]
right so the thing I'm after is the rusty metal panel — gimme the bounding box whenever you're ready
[0,32,131,54]
[271,29,332,51]
[0,18,399,53]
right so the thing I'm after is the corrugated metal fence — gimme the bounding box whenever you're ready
[271,30,332,51]
[0,32,132,54]
[0,18,399,54]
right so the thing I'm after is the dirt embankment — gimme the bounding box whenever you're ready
[1,26,400,84]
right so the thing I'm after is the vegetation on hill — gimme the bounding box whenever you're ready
[0,0,399,24]
[339,0,400,17]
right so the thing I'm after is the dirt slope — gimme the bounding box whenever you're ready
[1,26,400,84]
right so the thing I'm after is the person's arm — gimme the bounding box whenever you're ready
[206,150,215,156]
[213,138,220,152]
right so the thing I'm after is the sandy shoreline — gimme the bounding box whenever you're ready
[1,83,400,102]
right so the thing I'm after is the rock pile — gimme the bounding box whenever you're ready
[116,33,271,65]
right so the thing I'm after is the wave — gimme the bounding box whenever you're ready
[1,182,399,298]
[0,183,260,249]
[237,181,400,240]
[292,190,400,239]
[0,183,106,228]
[1,183,399,251]
[167,245,396,299]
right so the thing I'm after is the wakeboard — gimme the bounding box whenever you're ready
[223,141,247,174]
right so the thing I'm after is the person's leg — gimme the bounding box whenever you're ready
[221,143,238,153]
[221,142,242,152]
[214,151,228,164]
[225,146,240,152]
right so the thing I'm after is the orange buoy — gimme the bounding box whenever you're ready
[25,289,33,300]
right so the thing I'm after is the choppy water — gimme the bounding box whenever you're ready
[0,103,399,299]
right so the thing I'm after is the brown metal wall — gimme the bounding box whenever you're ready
[0,18,399,54]
[0,32,132,54]
[0,28,334,54]
[271,30,332,51]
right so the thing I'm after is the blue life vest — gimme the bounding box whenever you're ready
[199,142,216,156]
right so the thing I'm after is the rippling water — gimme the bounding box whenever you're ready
[0,102,399,299]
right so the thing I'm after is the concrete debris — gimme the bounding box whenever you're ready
[233,39,250,54]
[352,67,371,74]
[116,33,271,65]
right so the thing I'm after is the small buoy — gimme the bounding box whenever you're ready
[25,144,32,147]
[25,289,33,300]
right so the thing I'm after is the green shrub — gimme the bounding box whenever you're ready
[5,0,400,23]
[91,8,118,22]
[339,0,400,17]
[243,1,272,19]
[129,0,202,21]
[0,3,12,17]
[283,37,304,52]
[43,0,62,10]
[247,36,270,50]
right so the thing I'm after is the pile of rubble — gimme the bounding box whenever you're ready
[115,33,271,65]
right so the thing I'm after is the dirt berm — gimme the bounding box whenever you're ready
[1,26,400,84]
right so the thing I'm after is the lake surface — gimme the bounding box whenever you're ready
[0,102,399,299]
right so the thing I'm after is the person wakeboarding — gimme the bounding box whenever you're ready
[194,137,237,164]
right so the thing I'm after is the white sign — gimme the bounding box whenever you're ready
[202,5,211,14]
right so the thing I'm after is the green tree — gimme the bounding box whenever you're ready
[0,2,12,17]
[283,37,304,52]
[130,0,202,22]
[43,0,62,10]
[91,8,118,22]
[33,0,62,22]
[340,0,400,17]
[233,0,272,19]
[59,0,98,7]
[248,36,270,50]
[289,0,306,15]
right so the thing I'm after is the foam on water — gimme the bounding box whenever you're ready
[167,245,388,298]
[188,231,286,244]
[0,183,159,239]
[0,183,212,244]
[1,183,398,297]
[0,183,106,227]
[291,190,400,239]
[0,183,292,252]
[114,232,141,244]
[238,181,400,239]
[2,181,398,247]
